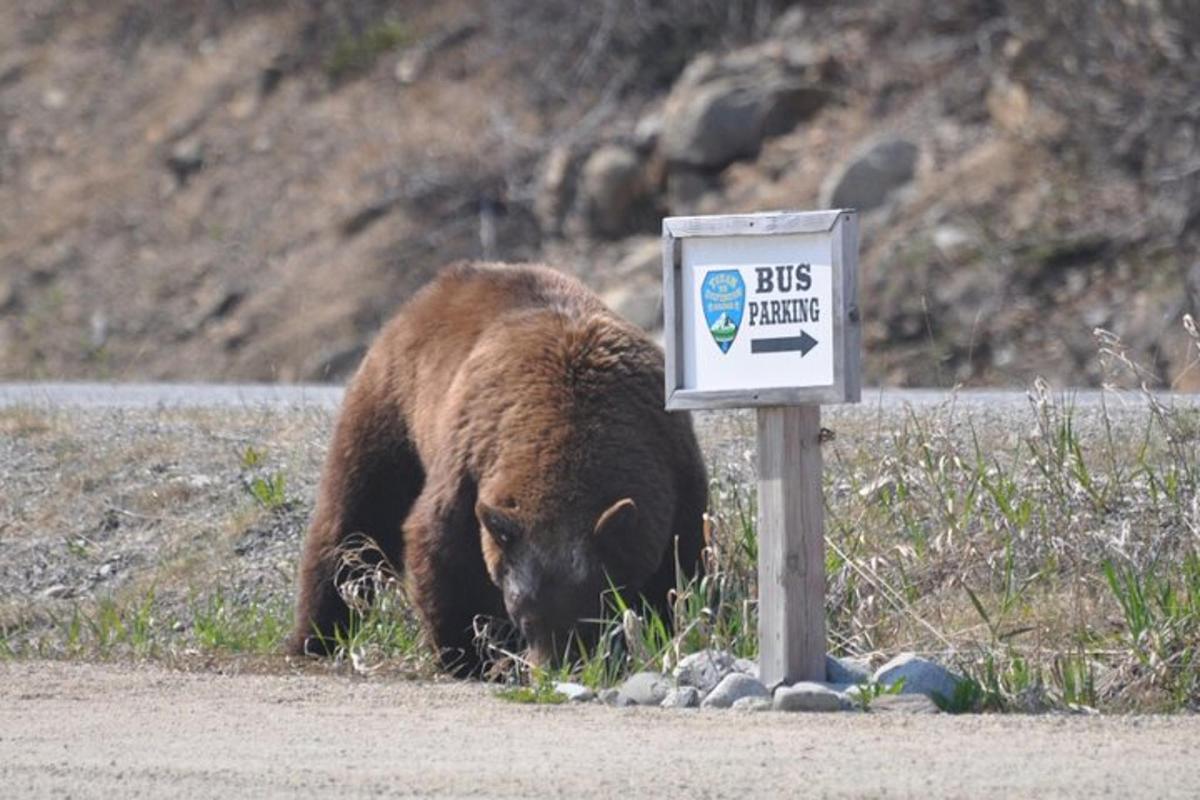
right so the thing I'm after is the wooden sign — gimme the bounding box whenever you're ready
[661,209,861,687]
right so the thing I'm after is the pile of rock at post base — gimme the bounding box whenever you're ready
[551,651,963,713]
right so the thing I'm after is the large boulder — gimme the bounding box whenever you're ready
[601,271,661,332]
[664,168,719,216]
[599,238,664,332]
[825,654,871,685]
[659,43,834,171]
[873,653,963,701]
[820,137,919,212]
[577,144,656,239]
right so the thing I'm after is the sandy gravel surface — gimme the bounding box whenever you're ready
[2,660,1198,799]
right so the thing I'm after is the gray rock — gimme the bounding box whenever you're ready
[664,168,718,216]
[932,225,976,261]
[534,145,576,237]
[732,696,773,712]
[834,683,867,709]
[185,474,216,490]
[857,476,898,503]
[0,277,17,311]
[773,7,807,38]
[873,653,963,701]
[700,673,769,709]
[733,658,758,678]
[618,671,672,706]
[633,110,663,152]
[577,144,653,239]
[869,693,941,714]
[42,87,68,110]
[42,584,74,599]
[601,273,661,332]
[166,138,205,185]
[613,237,662,279]
[553,682,595,703]
[659,46,831,170]
[773,682,844,713]
[825,654,872,685]
[660,686,700,709]
[674,649,736,694]
[820,137,919,212]
[597,688,627,706]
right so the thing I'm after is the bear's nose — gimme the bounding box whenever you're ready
[516,611,543,642]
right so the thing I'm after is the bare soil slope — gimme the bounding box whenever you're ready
[1,1,1197,387]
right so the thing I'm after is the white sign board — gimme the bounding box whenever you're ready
[663,210,860,410]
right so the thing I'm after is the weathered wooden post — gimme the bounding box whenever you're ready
[662,210,860,687]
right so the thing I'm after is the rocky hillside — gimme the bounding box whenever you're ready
[1,0,1197,388]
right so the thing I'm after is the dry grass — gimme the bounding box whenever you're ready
[2,326,1199,711]
[0,407,56,438]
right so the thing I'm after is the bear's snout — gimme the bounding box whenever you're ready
[515,611,543,643]
[504,576,594,665]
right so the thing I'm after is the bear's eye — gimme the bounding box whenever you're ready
[478,502,523,549]
[491,521,518,547]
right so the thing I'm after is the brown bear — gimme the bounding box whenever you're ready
[289,261,707,674]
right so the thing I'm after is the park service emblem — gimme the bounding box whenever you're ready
[701,269,745,354]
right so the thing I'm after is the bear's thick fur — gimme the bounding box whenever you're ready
[289,262,707,673]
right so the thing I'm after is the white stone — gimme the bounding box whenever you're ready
[732,696,773,712]
[773,682,844,712]
[660,686,700,709]
[673,649,736,694]
[618,671,672,706]
[700,673,769,709]
[553,682,595,702]
[932,225,975,261]
[857,476,897,503]
[873,653,962,701]
[733,657,758,678]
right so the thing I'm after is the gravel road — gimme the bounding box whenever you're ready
[3,381,1197,408]
[2,660,1198,799]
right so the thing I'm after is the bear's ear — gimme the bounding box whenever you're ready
[593,498,638,539]
[477,501,523,548]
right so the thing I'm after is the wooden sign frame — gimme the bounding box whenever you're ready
[661,208,862,688]
[662,209,861,411]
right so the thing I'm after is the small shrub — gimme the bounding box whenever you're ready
[853,676,904,711]
[247,472,288,510]
[191,589,291,654]
[496,670,568,705]
[325,21,410,82]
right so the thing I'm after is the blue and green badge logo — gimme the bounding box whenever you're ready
[701,269,745,353]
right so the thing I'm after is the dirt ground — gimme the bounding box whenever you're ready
[1,660,1197,799]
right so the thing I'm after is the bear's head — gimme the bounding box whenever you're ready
[475,495,642,666]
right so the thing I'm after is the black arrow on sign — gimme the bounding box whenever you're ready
[750,329,819,356]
